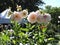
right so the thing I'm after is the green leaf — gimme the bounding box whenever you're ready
[30,25,35,30]
[25,23,31,28]
[20,28,29,32]
[12,40,16,44]
[48,38,54,41]
[18,32,24,37]
[24,34,28,38]
[37,26,40,30]
[2,35,10,41]
[42,27,47,33]
[39,39,43,43]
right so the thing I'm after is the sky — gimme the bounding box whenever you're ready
[40,0,60,9]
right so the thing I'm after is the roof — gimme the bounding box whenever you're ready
[0,18,10,24]
[0,9,11,24]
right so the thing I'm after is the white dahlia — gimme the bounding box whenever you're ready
[35,10,41,15]
[37,14,43,23]
[42,13,51,24]
[27,12,37,24]
[21,10,28,18]
[10,11,22,22]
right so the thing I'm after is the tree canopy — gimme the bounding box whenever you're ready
[0,0,44,12]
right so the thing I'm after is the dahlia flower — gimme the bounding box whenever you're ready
[37,14,43,23]
[10,11,22,22]
[27,12,37,24]
[36,10,41,15]
[42,13,51,24]
[21,10,28,18]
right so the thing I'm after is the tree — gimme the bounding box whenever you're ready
[44,5,60,25]
[0,0,44,12]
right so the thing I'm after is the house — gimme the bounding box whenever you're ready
[0,9,11,24]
